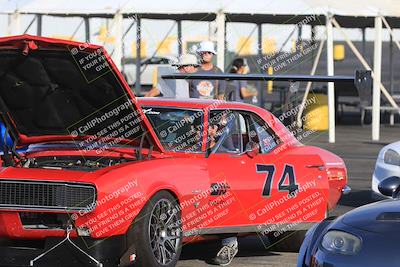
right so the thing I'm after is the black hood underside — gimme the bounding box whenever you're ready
[0,49,146,147]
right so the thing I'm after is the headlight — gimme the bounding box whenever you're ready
[384,149,400,166]
[321,230,361,255]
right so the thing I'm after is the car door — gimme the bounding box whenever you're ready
[234,111,329,229]
[204,109,252,230]
[206,109,329,232]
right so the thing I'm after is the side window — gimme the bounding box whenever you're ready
[208,110,241,154]
[250,115,279,153]
[239,112,279,154]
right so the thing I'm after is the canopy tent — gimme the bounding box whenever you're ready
[1,0,400,142]
[3,0,400,27]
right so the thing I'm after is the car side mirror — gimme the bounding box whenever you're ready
[245,141,259,158]
[378,176,400,198]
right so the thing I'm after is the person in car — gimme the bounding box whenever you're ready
[208,112,238,153]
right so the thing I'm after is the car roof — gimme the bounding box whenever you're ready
[138,97,264,112]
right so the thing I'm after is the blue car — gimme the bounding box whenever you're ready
[298,178,400,267]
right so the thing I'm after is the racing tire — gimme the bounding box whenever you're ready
[268,230,306,252]
[131,191,182,267]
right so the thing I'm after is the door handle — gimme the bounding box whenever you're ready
[306,164,325,171]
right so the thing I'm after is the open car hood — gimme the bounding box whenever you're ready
[0,35,163,152]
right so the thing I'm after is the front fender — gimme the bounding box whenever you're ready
[297,217,336,267]
[75,157,209,239]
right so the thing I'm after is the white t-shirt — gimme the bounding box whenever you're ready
[157,66,189,98]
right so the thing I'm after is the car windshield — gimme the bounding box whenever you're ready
[143,107,204,153]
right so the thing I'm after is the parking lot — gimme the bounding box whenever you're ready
[178,125,399,267]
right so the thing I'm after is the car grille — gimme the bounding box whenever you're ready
[0,180,96,212]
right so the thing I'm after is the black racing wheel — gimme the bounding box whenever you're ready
[132,191,182,267]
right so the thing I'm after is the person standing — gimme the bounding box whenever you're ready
[226,58,258,102]
[145,53,199,98]
[190,41,226,100]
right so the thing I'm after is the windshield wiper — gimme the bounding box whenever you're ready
[136,132,153,160]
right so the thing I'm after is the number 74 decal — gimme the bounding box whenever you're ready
[256,164,299,197]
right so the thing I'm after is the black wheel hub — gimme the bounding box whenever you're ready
[148,198,181,265]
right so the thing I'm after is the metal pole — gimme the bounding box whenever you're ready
[135,16,141,94]
[234,25,257,60]
[311,25,316,66]
[390,34,394,95]
[296,25,302,73]
[382,16,400,51]
[84,17,90,42]
[277,26,297,55]
[296,40,325,127]
[224,20,227,69]
[112,11,123,71]
[372,16,382,141]
[362,28,366,61]
[23,16,37,34]
[381,16,400,96]
[7,14,11,35]
[177,20,182,55]
[375,16,400,125]
[216,10,226,70]
[297,25,302,51]
[69,19,84,41]
[258,23,263,108]
[332,18,398,109]
[326,14,335,143]
[9,11,21,35]
[37,14,42,36]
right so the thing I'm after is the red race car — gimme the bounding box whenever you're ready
[0,35,348,267]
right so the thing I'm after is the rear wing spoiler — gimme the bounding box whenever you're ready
[162,70,372,92]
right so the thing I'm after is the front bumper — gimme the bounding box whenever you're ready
[0,235,126,267]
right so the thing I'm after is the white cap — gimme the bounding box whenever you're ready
[197,41,217,55]
[172,54,199,67]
